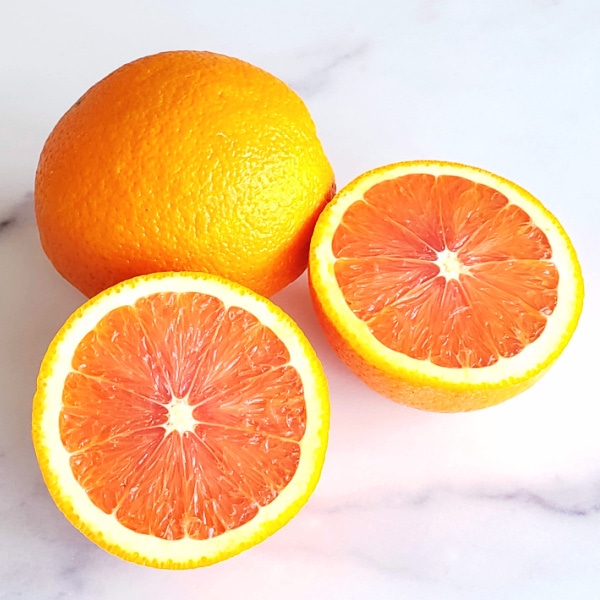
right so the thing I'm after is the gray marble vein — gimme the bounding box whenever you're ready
[311,481,600,519]
[287,41,370,97]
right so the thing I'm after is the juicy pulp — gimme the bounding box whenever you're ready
[332,174,559,368]
[59,291,306,540]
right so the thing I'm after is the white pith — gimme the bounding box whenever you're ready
[435,248,466,281]
[164,395,198,435]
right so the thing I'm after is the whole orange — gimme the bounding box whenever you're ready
[34,50,335,298]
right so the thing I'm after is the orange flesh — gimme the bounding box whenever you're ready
[60,292,306,540]
[332,174,559,368]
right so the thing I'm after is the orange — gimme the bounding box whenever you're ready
[309,160,584,412]
[32,271,329,568]
[34,50,335,298]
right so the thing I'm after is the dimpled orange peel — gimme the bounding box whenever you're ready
[34,50,335,298]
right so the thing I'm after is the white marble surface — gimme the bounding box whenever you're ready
[1,1,599,598]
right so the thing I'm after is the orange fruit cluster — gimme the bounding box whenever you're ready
[32,51,584,569]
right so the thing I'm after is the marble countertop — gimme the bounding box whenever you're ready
[1,1,599,598]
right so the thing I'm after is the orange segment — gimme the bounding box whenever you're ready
[309,160,584,411]
[458,203,553,262]
[33,272,329,567]
[334,257,440,322]
[437,175,508,251]
[362,174,445,252]
[332,198,437,260]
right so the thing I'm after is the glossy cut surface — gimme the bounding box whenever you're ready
[332,174,558,368]
[60,292,306,540]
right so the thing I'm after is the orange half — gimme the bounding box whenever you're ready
[309,160,584,411]
[33,272,329,568]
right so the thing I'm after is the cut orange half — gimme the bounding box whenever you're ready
[309,160,584,412]
[32,272,329,568]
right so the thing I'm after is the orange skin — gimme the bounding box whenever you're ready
[35,51,335,298]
